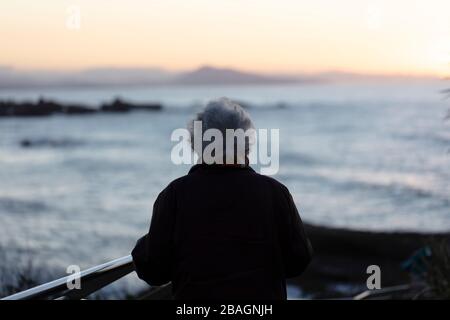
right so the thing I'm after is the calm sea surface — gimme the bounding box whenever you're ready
[0,81,449,297]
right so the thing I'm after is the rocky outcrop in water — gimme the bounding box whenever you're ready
[20,138,84,148]
[100,98,162,112]
[0,97,162,117]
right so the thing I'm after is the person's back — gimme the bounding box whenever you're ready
[132,98,313,299]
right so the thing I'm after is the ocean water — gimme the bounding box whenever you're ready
[0,81,449,297]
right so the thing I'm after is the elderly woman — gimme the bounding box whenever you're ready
[132,98,313,300]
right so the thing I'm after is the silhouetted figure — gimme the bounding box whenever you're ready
[132,98,313,300]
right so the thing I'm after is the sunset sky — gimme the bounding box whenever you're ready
[1,0,450,76]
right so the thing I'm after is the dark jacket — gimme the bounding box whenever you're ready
[132,164,313,300]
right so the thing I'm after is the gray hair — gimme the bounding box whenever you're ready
[188,97,255,163]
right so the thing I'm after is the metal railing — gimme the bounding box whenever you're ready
[1,255,137,300]
[353,284,411,300]
[1,253,412,300]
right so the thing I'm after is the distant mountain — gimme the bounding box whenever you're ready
[0,65,439,89]
[173,66,304,85]
[0,65,312,88]
[315,71,439,83]
[75,67,176,84]
[0,67,175,89]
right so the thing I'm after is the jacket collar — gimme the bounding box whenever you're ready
[188,163,255,175]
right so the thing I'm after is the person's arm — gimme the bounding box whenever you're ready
[131,183,176,286]
[277,185,313,278]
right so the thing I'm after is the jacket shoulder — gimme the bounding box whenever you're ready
[160,173,192,194]
[252,172,291,196]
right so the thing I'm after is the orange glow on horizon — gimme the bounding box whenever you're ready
[1,0,449,77]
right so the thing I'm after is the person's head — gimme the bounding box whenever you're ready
[188,97,255,165]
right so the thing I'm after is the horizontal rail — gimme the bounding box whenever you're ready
[353,284,411,300]
[2,252,411,300]
[2,255,135,300]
